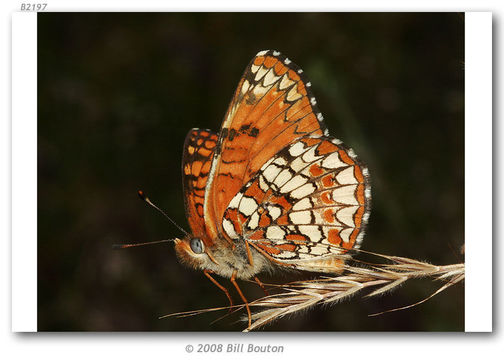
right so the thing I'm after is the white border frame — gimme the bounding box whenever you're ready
[464,12,493,332]
[10,11,493,334]
[11,11,37,332]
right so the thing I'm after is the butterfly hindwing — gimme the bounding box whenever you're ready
[204,50,328,240]
[222,136,371,271]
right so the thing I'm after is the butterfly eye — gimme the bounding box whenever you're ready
[190,238,204,254]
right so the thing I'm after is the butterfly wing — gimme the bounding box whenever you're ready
[204,50,328,240]
[182,128,219,238]
[222,136,371,272]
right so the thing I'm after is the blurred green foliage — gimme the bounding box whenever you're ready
[38,13,464,331]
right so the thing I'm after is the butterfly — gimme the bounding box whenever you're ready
[173,50,371,326]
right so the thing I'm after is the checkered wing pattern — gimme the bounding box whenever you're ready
[222,136,371,271]
[180,50,371,273]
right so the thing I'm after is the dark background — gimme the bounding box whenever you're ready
[38,13,464,331]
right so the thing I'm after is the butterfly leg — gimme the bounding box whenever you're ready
[244,241,254,266]
[253,276,270,296]
[203,269,233,312]
[230,270,252,328]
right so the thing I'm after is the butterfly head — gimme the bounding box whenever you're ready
[173,234,256,279]
[173,236,218,271]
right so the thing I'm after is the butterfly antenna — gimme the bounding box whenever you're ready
[112,239,175,250]
[137,190,189,237]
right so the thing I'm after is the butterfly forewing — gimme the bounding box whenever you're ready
[182,128,219,239]
[204,50,328,240]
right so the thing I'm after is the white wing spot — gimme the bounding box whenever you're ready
[365,188,372,199]
[263,70,279,86]
[241,79,250,94]
[286,86,302,102]
[279,74,295,90]
[348,148,357,159]
[239,196,259,216]
[254,66,269,81]
[288,141,307,157]
[248,212,260,230]
[228,192,243,209]
[272,50,280,56]
[266,226,286,240]
[291,183,316,199]
[298,225,322,242]
[336,166,358,185]
[302,146,323,163]
[290,156,309,172]
[258,175,269,192]
[284,58,291,65]
[280,174,308,194]
[253,83,270,97]
[317,113,324,121]
[267,205,282,221]
[263,164,282,182]
[310,246,328,256]
[223,218,237,239]
[337,206,359,227]
[256,50,268,56]
[273,156,287,166]
[339,228,353,243]
[332,185,359,205]
[292,197,312,211]
[321,152,346,169]
[289,210,312,225]
[274,169,293,188]
[310,97,317,105]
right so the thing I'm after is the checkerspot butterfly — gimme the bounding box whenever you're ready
[173,50,371,324]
